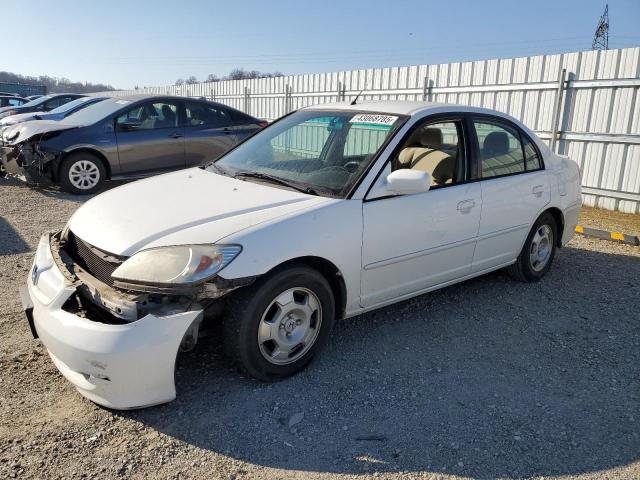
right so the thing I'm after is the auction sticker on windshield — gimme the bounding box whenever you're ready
[350,113,398,127]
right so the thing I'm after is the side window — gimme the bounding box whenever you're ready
[523,136,542,171]
[185,102,231,127]
[8,98,23,106]
[116,101,179,130]
[473,121,525,178]
[392,120,464,187]
[43,97,63,110]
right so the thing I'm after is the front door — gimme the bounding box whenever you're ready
[360,119,481,308]
[115,100,185,174]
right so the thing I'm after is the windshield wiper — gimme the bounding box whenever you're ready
[233,171,319,196]
[206,162,230,176]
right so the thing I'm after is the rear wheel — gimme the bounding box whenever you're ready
[59,152,106,194]
[223,265,335,381]
[508,212,557,282]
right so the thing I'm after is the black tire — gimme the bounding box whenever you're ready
[508,212,558,282]
[58,152,106,194]
[223,264,335,381]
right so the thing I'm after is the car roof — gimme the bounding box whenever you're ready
[304,100,516,118]
[102,94,217,102]
[99,94,256,117]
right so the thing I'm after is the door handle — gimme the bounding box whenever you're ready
[169,132,183,139]
[532,185,544,197]
[223,127,232,134]
[456,199,476,213]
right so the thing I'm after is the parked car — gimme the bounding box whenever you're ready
[20,101,581,409]
[1,95,267,193]
[0,96,108,128]
[0,95,28,108]
[0,93,86,120]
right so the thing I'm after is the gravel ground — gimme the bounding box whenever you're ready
[1,177,639,480]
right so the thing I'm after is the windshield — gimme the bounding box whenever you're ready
[60,97,133,125]
[49,96,105,115]
[211,110,405,196]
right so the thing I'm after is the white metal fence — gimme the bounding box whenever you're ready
[97,47,640,214]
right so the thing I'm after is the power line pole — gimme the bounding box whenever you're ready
[592,4,609,50]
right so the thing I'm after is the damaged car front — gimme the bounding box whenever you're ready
[0,121,77,183]
[24,229,248,409]
[22,164,331,409]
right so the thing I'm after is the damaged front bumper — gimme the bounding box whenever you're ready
[23,234,204,409]
[0,141,59,184]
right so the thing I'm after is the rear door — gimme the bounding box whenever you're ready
[183,101,237,166]
[115,99,185,174]
[229,109,262,142]
[470,116,551,272]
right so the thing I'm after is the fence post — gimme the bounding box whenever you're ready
[243,86,251,114]
[550,68,567,152]
[285,84,292,113]
[422,76,428,101]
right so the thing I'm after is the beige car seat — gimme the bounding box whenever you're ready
[397,128,456,185]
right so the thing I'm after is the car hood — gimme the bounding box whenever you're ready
[1,119,79,145]
[0,112,42,126]
[67,168,332,256]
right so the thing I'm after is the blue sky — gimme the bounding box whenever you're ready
[4,0,639,89]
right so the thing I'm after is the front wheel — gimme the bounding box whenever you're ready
[59,152,106,194]
[223,265,335,381]
[508,212,557,282]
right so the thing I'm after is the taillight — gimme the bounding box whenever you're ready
[257,120,269,128]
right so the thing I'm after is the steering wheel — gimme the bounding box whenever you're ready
[343,160,361,173]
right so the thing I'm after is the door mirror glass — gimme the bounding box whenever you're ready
[386,169,431,195]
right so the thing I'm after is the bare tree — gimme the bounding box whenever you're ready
[206,74,220,82]
[186,76,198,84]
[175,78,185,86]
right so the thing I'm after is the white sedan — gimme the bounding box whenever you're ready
[22,101,582,409]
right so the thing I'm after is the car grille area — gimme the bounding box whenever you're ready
[64,231,126,287]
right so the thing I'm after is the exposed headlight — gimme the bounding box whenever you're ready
[112,244,242,286]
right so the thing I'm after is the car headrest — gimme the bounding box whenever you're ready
[420,128,443,148]
[483,131,509,156]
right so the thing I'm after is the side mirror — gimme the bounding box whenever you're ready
[386,169,431,195]
[119,119,143,130]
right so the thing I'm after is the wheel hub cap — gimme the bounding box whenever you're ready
[529,224,553,272]
[258,287,322,365]
[69,160,100,190]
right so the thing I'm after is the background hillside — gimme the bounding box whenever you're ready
[0,71,115,94]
